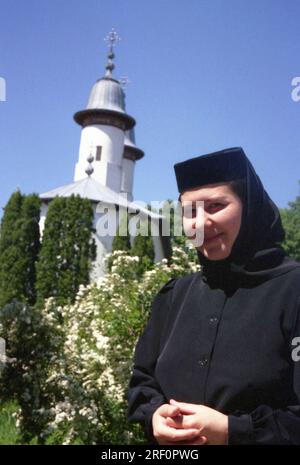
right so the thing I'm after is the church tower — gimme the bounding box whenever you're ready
[73,29,144,201]
[40,29,170,279]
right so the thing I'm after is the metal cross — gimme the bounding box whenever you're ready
[104,28,121,50]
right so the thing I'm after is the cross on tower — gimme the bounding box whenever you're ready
[104,28,121,52]
[104,28,121,78]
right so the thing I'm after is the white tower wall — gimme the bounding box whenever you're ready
[74,124,125,192]
[121,158,135,201]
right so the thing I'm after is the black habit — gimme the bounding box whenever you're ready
[126,148,300,444]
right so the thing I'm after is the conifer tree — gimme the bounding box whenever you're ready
[281,181,300,261]
[36,197,66,304]
[36,195,96,306]
[131,218,155,275]
[0,190,23,253]
[111,212,131,252]
[0,192,40,308]
[18,194,41,305]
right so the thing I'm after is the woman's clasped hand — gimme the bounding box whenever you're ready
[152,399,228,445]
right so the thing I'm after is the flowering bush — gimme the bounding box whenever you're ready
[0,245,200,444]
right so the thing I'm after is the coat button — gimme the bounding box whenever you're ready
[209,316,218,324]
[198,358,208,367]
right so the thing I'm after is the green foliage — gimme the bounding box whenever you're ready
[131,219,155,275]
[0,190,23,252]
[0,402,20,445]
[111,213,131,253]
[36,195,96,306]
[108,213,132,272]
[0,299,63,444]
[281,181,300,262]
[110,212,156,276]
[0,192,40,308]
[0,248,200,444]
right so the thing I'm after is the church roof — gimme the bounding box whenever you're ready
[40,176,163,219]
[87,77,126,113]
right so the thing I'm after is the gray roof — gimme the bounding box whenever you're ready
[40,177,163,219]
[87,77,126,113]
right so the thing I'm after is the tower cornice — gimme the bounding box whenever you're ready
[73,108,135,131]
[123,145,144,161]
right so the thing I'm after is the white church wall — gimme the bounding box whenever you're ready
[74,124,125,192]
[91,202,121,279]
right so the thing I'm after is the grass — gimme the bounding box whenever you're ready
[0,401,138,445]
[0,402,19,445]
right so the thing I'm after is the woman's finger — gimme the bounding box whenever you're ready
[158,403,181,418]
[165,414,184,428]
[159,425,201,441]
[169,399,198,414]
[165,414,202,429]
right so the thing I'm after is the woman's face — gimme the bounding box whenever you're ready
[181,182,243,260]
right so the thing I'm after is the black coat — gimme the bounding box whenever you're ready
[126,262,300,444]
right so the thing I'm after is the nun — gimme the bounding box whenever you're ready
[126,147,300,445]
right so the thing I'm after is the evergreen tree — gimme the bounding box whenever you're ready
[0,192,40,308]
[131,218,155,275]
[36,197,66,304]
[281,181,300,262]
[18,194,41,305]
[0,190,23,253]
[111,212,131,252]
[36,195,96,306]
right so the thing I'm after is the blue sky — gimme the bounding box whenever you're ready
[0,0,300,217]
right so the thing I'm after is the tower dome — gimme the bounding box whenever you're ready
[87,77,126,113]
[74,32,135,131]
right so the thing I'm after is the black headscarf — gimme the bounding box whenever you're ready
[174,147,299,289]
